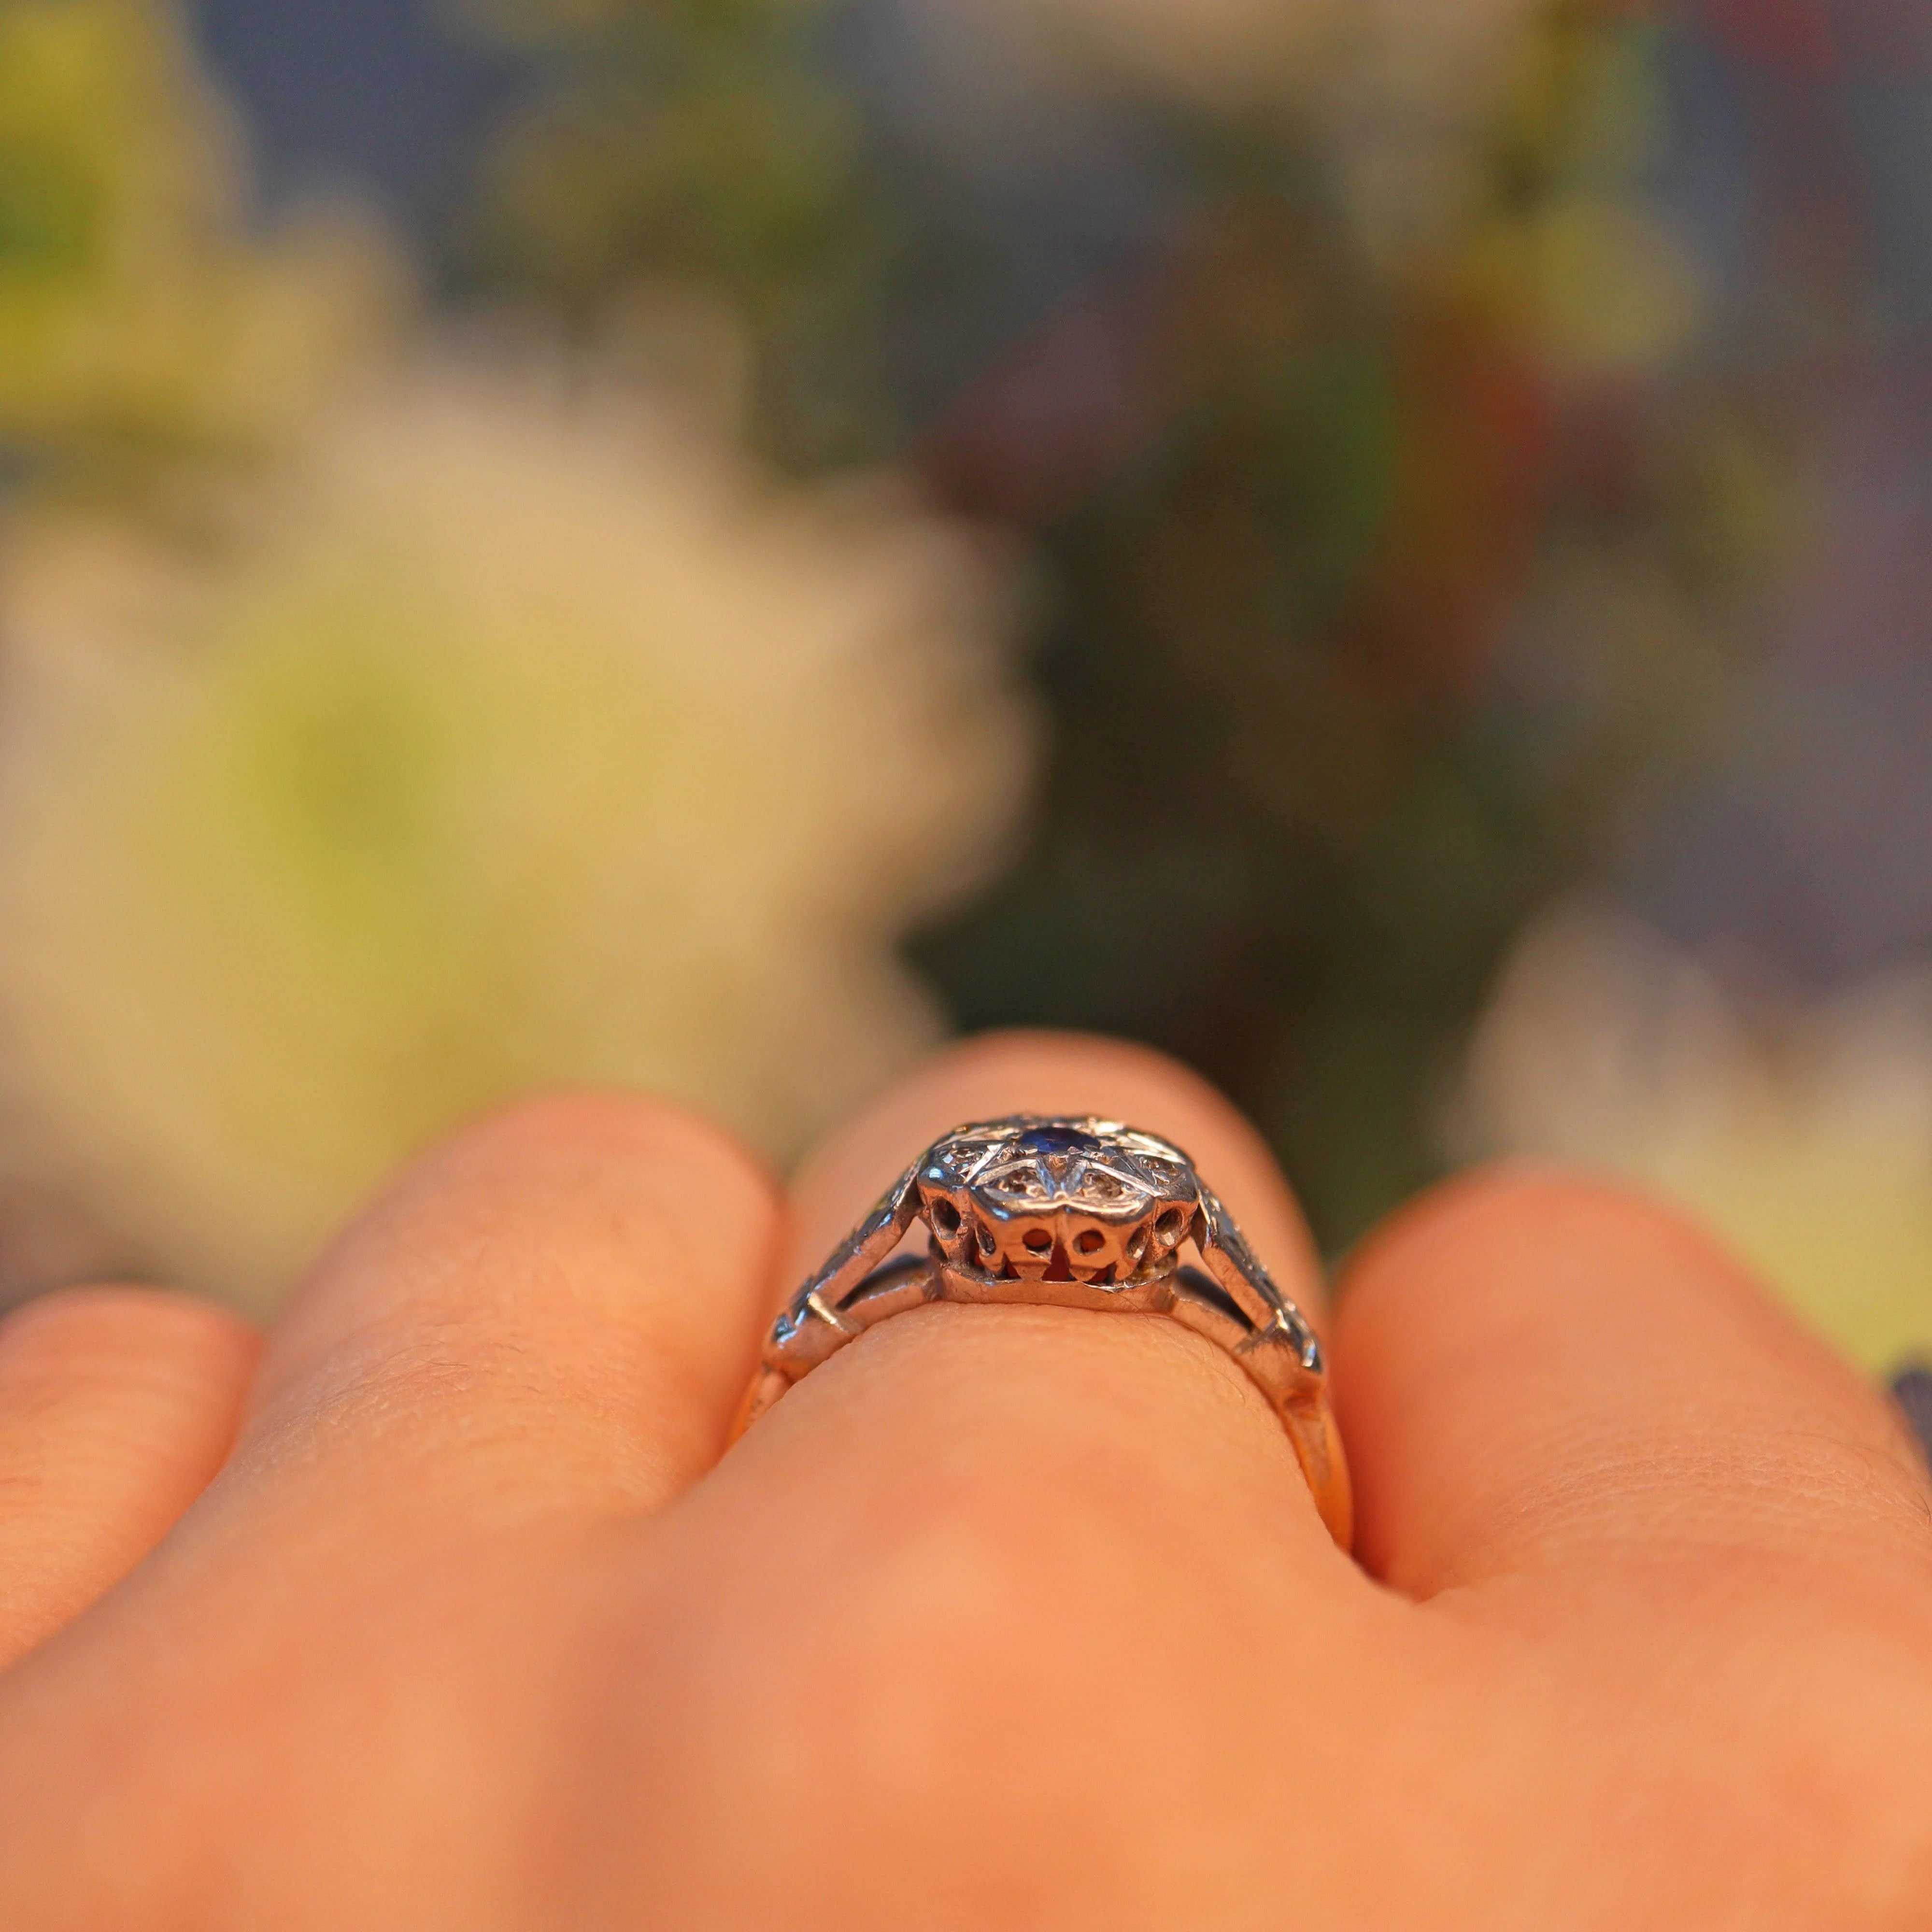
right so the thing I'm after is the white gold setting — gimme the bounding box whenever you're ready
[732,1115,1351,1546]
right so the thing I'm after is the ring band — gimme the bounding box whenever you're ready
[731,1116,1351,1547]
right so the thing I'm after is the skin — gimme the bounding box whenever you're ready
[0,1029,1927,1930]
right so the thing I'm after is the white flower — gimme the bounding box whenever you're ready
[1455,900,1932,1371]
[0,355,1034,1307]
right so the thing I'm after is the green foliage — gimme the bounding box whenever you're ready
[913,11,1774,1248]
[451,0,898,465]
[451,0,1786,1248]
[0,0,398,492]
[5,0,1795,1257]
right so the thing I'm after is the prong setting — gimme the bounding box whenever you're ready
[739,1113,1350,1549]
[917,1117,1201,1291]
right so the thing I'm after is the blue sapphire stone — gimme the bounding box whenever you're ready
[1013,1122,1102,1158]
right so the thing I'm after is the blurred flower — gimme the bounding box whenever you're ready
[0,354,1032,1308]
[0,0,398,466]
[1455,900,1932,1372]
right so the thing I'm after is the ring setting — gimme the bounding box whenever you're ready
[732,1116,1351,1547]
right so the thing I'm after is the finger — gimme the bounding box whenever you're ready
[232,1091,781,1525]
[600,1035,1371,1929]
[0,1288,258,1667]
[1334,1165,1932,1598]
[747,1029,1347,1560]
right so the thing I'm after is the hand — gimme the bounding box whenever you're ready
[0,1032,1928,1929]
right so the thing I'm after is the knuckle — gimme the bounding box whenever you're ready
[1350,1160,1696,1279]
[438,1087,774,1212]
[1335,1161,1767,1349]
[303,1081,780,1325]
[0,1286,256,1397]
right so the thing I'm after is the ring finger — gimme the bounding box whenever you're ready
[597,1032,1378,1930]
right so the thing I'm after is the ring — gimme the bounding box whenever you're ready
[731,1116,1351,1547]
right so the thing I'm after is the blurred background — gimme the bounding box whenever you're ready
[0,0,1928,1383]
